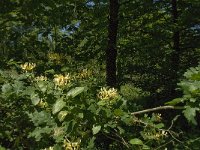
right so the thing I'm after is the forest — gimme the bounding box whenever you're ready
[0,0,200,149]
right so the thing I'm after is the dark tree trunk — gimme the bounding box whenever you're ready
[106,0,119,87]
[170,0,180,96]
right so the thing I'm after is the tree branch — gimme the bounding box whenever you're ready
[131,106,183,115]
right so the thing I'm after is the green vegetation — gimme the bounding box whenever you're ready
[0,0,200,149]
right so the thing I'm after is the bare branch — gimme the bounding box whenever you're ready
[131,106,183,115]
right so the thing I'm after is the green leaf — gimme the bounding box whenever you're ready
[191,73,200,80]
[155,123,164,129]
[0,145,6,150]
[117,126,125,134]
[61,66,70,72]
[114,109,124,116]
[37,81,47,93]
[92,125,101,135]
[28,111,55,126]
[24,86,36,96]
[12,81,24,94]
[87,137,96,149]
[183,106,199,125]
[30,93,40,105]
[53,145,63,150]
[78,113,84,118]
[2,83,12,93]
[88,104,97,114]
[165,98,182,105]
[189,84,198,93]
[52,99,66,114]
[28,126,52,141]
[129,138,143,145]
[142,144,150,150]
[45,69,55,74]
[97,100,106,106]
[189,98,196,102]
[78,38,88,48]
[67,87,85,98]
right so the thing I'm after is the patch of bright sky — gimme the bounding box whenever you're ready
[191,24,200,30]
[86,1,95,7]
[38,1,95,42]
[61,21,80,33]
[38,21,81,41]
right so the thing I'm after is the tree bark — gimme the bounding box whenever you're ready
[106,0,119,87]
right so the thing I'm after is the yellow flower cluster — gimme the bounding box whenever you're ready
[63,139,80,150]
[20,62,36,71]
[154,130,168,139]
[77,69,92,79]
[155,113,162,122]
[58,111,68,122]
[35,75,47,81]
[37,100,48,108]
[53,127,64,137]
[53,74,71,86]
[43,146,54,150]
[98,87,118,100]
[144,130,168,140]
[48,52,63,62]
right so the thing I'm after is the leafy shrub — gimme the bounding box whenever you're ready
[166,65,200,125]
[0,64,179,149]
[120,84,150,101]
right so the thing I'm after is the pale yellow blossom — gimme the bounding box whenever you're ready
[35,75,47,81]
[98,87,118,100]
[155,113,162,122]
[20,62,36,71]
[54,74,71,86]
[143,130,168,140]
[48,52,63,63]
[43,146,54,150]
[63,139,80,150]
[77,69,92,79]
[53,127,64,137]
[37,100,48,108]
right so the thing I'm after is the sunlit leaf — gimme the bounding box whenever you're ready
[142,144,150,150]
[129,138,143,145]
[67,87,85,98]
[183,106,199,125]
[52,99,66,114]
[97,100,106,106]
[30,93,40,105]
[58,111,68,122]
[92,125,101,135]
[165,98,183,105]
[154,123,164,129]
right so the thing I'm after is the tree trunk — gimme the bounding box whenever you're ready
[106,0,119,87]
[170,0,180,96]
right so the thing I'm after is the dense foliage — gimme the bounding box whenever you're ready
[0,0,200,149]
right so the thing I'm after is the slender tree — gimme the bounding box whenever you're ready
[106,0,119,87]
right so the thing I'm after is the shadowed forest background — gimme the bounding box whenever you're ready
[0,0,200,149]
